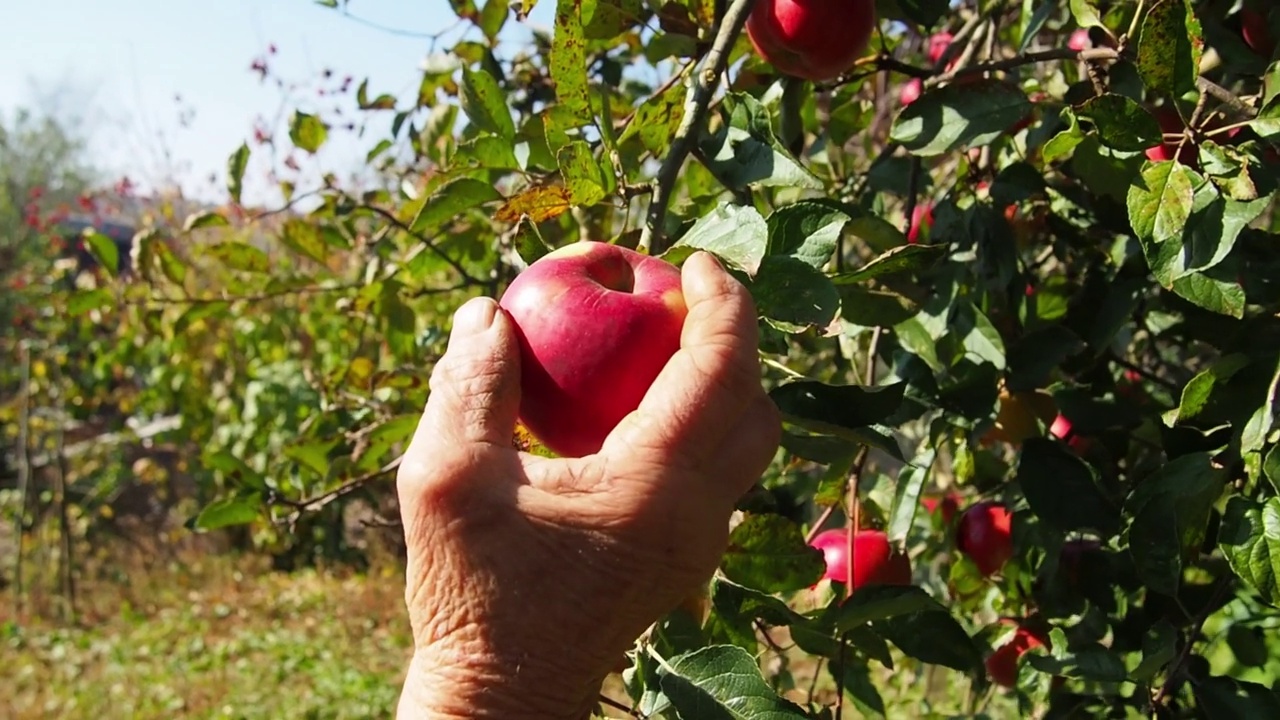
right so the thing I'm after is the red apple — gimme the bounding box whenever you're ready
[927,32,954,65]
[1242,8,1276,57]
[986,621,1050,688]
[907,202,933,244]
[899,77,923,106]
[922,492,961,525]
[1050,413,1092,454]
[1145,107,1198,166]
[497,242,687,457]
[746,0,877,82]
[957,501,1013,577]
[810,528,913,589]
[1067,28,1090,51]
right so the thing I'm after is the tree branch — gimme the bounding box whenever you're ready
[640,0,757,254]
[360,203,486,285]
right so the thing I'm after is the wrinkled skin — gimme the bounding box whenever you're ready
[746,0,876,82]
[395,252,781,718]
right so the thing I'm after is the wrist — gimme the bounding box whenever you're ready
[397,643,602,719]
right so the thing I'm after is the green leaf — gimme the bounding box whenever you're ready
[205,242,270,274]
[1027,639,1129,682]
[279,218,329,264]
[192,494,262,531]
[1164,353,1251,426]
[1125,453,1227,595]
[710,577,807,628]
[749,256,841,333]
[698,92,823,191]
[556,140,606,206]
[1219,496,1280,607]
[550,0,593,125]
[477,0,508,40]
[289,111,328,153]
[461,67,515,139]
[618,82,685,156]
[1069,0,1104,27]
[657,645,809,719]
[1195,675,1280,718]
[832,585,948,632]
[830,244,946,284]
[1170,269,1246,318]
[1076,94,1164,152]
[665,203,768,277]
[582,0,642,39]
[83,232,119,277]
[770,381,907,436]
[1136,0,1203,97]
[183,210,229,231]
[720,514,825,594]
[1043,108,1087,163]
[873,610,982,673]
[839,285,920,328]
[890,79,1032,157]
[409,177,501,234]
[67,288,113,316]
[1127,161,1196,246]
[227,142,250,204]
[766,200,852,269]
[283,438,339,478]
[1018,438,1119,537]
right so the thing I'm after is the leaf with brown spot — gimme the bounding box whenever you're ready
[495,186,574,223]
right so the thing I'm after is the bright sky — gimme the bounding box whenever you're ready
[0,0,554,207]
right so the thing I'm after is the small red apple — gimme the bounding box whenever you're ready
[1049,413,1093,454]
[899,77,923,106]
[986,621,1050,688]
[1145,107,1198,166]
[810,528,913,589]
[498,242,687,457]
[922,492,961,525]
[1242,8,1276,57]
[957,501,1013,577]
[907,202,934,244]
[1067,28,1090,51]
[927,32,954,65]
[746,0,877,81]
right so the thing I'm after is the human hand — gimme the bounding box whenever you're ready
[394,251,780,718]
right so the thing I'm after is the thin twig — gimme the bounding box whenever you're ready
[13,342,30,613]
[50,354,76,620]
[281,454,403,529]
[597,692,641,718]
[142,283,361,306]
[1151,577,1233,710]
[360,204,486,285]
[640,0,757,254]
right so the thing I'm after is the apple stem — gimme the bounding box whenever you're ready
[639,0,757,254]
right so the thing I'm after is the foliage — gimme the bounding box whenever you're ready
[6,0,1280,716]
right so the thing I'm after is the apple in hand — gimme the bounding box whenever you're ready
[810,528,913,589]
[986,621,1050,688]
[497,241,687,458]
[746,0,877,82]
[957,501,1013,577]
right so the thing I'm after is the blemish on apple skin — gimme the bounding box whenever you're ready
[661,289,688,316]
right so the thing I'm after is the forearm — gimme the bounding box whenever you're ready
[397,648,601,719]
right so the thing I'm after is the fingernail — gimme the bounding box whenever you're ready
[452,297,498,337]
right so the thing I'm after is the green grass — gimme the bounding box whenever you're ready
[3,555,415,719]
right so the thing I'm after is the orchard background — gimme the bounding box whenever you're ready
[4,0,1280,717]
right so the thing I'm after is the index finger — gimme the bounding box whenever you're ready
[601,251,772,468]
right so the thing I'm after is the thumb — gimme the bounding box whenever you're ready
[404,297,522,465]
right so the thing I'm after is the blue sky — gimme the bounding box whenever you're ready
[0,0,554,206]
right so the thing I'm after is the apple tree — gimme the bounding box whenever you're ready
[11,0,1280,715]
